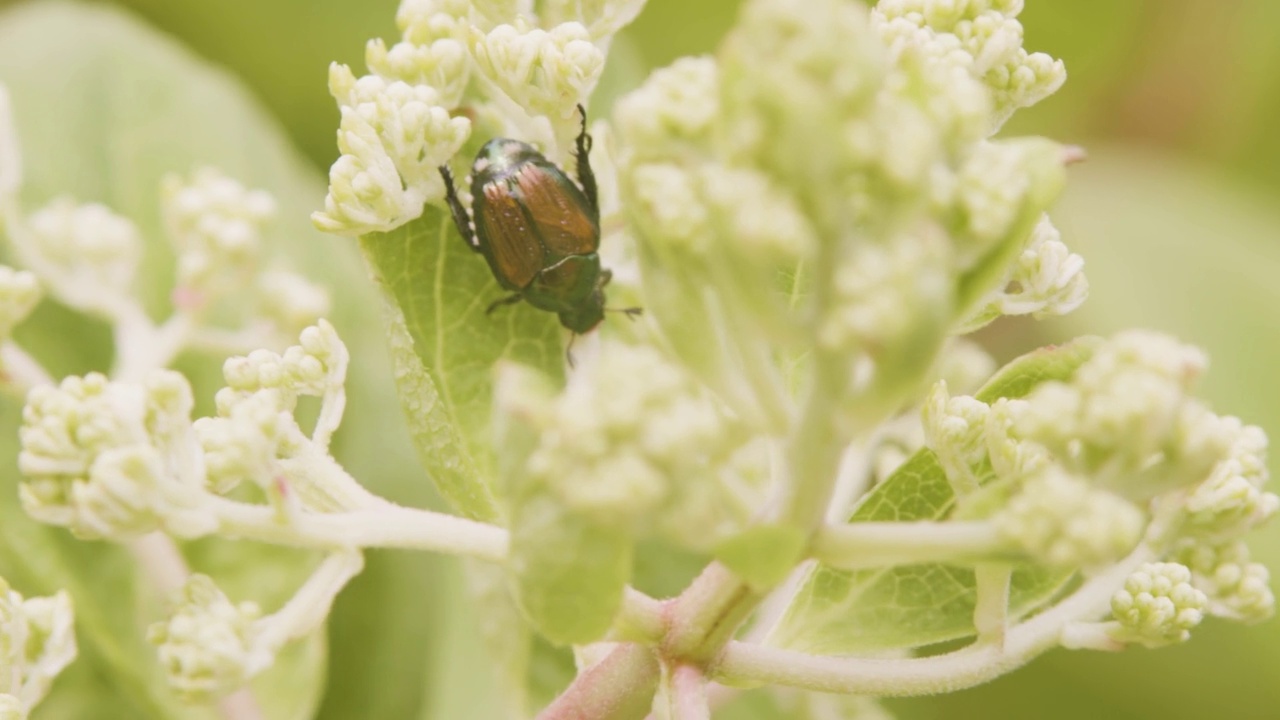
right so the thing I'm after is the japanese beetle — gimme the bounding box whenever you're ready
[439,105,632,335]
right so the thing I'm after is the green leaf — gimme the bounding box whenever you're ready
[768,338,1097,654]
[358,209,565,520]
[714,525,807,589]
[510,492,633,646]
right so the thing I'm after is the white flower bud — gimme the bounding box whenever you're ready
[997,216,1088,318]
[148,575,266,702]
[614,56,719,162]
[1176,540,1275,624]
[922,381,990,492]
[996,468,1144,568]
[396,0,471,42]
[1012,331,1211,481]
[513,343,737,545]
[195,390,290,495]
[472,21,605,119]
[162,168,275,302]
[18,371,210,540]
[0,266,40,339]
[1110,562,1206,647]
[366,37,469,108]
[313,65,469,236]
[0,579,76,715]
[24,198,141,307]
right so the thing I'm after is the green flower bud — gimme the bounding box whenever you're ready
[1110,562,1206,647]
[148,575,263,703]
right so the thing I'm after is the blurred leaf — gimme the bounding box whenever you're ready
[101,0,398,170]
[714,525,807,589]
[509,492,632,645]
[769,340,1095,654]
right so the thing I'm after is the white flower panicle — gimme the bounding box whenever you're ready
[922,380,991,492]
[541,0,650,38]
[996,468,1144,567]
[874,0,1066,129]
[1175,541,1275,624]
[17,371,212,539]
[1109,563,1207,647]
[312,65,470,237]
[396,0,473,43]
[23,198,141,309]
[616,0,1072,433]
[147,575,265,703]
[999,216,1087,317]
[1181,420,1277,540]
[0,265,39,340]
[504,343,739,542]
[472,21,605,121]
[206,320,350,490]
[150,552,363,703]
[365,36,470,107]
[1010,331,1213,478]
[949,139,1066,268]
[316,0,649,238]
[820,226,952,362]
[16,321,350,538]
[162,168,275,300]
[0,579,76,718]
[614,56,719,163]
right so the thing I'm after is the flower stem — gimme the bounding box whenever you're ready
[536,643,660,720]
[210,497,509,562]
[810,521,1017,569]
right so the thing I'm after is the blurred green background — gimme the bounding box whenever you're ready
[0,0,1278,718]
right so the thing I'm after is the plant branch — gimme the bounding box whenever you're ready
[536,643,660,720]
[209,497,509,562]
[810,521,1018,569]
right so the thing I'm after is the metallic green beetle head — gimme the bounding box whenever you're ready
[556,270,610,334]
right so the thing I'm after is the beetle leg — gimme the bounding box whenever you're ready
[573,103,600,224]
[439,165,482,253]
[486,292,524,315]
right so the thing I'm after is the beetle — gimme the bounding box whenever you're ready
[438,105,635,335]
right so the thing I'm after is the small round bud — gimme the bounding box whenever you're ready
[1110,562,1206,647]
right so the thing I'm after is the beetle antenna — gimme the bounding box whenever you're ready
[565,334,578,368]
[606,307,643,321]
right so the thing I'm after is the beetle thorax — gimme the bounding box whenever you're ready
[472,138,542,178]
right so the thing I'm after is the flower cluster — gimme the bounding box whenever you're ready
[313,0,646,237]
[12,322,382,699]
[0,580,76,719]
[922,330,1275,621]
[0,264,39,341]
[614,0,1080,442]
[498,342,753,547]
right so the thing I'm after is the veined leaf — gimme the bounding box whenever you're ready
[768,338,1097,654]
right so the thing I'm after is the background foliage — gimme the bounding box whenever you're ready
[0,0,1276,718]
